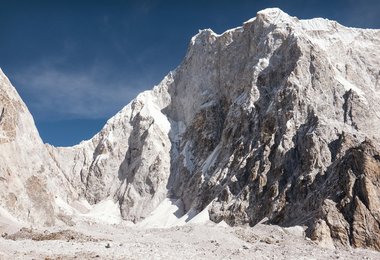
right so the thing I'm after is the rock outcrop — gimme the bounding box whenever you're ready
[1,8,380,250]
[0,69,78,226]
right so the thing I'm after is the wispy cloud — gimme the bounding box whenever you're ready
[14,62,148,121]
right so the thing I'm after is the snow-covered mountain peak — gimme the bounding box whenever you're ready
[190,28,219,47]
[1,8,380,251]
[256,7,295,24]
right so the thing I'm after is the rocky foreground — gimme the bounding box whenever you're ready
[1,220,380,260]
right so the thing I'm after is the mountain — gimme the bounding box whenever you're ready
[0,69,79,226]
[1,8,380,250]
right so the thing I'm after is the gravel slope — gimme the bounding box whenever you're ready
[1,219,379,260]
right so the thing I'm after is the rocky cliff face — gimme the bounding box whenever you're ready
[0,69,79,226]
[47,85,173,222]
[1,8,380,250]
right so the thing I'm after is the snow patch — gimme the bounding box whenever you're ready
[202,144,221,176]
[301,18,333,31]
[256,8,293,25]
[135,198,212,228]
[244,17,256,24]
[175,203,213,226]
[143,97,171,134]
[186,205,211,225]
[79,198,122,225]
[55,197,75,215]
[137,198,184,228]
[335,73,367,105]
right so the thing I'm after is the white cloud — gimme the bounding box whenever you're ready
[14,64,146,120]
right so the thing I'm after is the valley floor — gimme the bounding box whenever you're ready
[1,219,380,260]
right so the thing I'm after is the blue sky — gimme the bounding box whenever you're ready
[0,0,379,146]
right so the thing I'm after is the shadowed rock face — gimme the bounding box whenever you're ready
[322,140,380,250]
[1,8,380,250]
[164,9,380,250]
